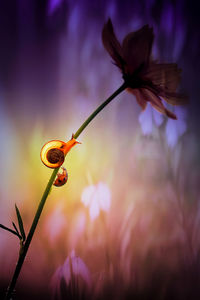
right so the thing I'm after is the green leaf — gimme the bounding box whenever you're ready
[15,204,26,241]
[12,222,21,238]
[0,224,20,237]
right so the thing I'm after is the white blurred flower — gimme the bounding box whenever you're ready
[139,104,187,148]
[139,103,164,135]
[51,250,91,299]
[165,107,187,148]
[81,182,111,220]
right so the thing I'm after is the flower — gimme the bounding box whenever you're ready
[81,182,111,220]
[139,103,164,135]
[165,107,187,148]
[138,104,187,147]
[102,19,187,120]
[51,250,91,299]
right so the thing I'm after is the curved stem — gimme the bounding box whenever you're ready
[74,82,127,139]
[5,82,127,299]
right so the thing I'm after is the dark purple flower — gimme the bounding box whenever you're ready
[102,19,187,120]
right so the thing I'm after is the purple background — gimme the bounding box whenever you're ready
[0,1,200,299]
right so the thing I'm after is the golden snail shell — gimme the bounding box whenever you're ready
[40,140,66,168]
[40,136,81,169]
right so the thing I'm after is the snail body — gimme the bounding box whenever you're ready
[40,136,80,168]
[53,167,68,187]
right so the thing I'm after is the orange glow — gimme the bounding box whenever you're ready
[40,136,81,168]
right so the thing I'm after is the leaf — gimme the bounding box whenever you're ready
[0,223,20,237]
[15,204,26,241]
[12,222,21,238]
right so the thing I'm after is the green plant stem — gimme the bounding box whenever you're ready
[73,82,127,139]
[5,168,58,300]
[5,82,127,300]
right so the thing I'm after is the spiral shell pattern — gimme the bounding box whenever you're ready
[40,136,81,169]
[40,140,66,168]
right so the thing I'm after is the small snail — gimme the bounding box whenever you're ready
[40,135,80,168]
[53,167,68,187]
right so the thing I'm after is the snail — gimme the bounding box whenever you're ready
[53,167,68,187]
[40,135,80,168]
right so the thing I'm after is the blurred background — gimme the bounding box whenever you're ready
[0,0,200,299]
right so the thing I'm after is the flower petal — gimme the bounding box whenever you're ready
[127,88,147,110]
[142,89,177,119]
[62,251,92,288]
[122,25,154,74]
[138,104,153,135]
[159,92,188,106]
[152,107,164,126]
[102,19,124,70]
[145,62,181,90]
[81,185,96,206]
[96,182,111,212]
[89,198,100,220]
[142,62,187,105]
[50,265,65,300]
[165,108,187,148]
